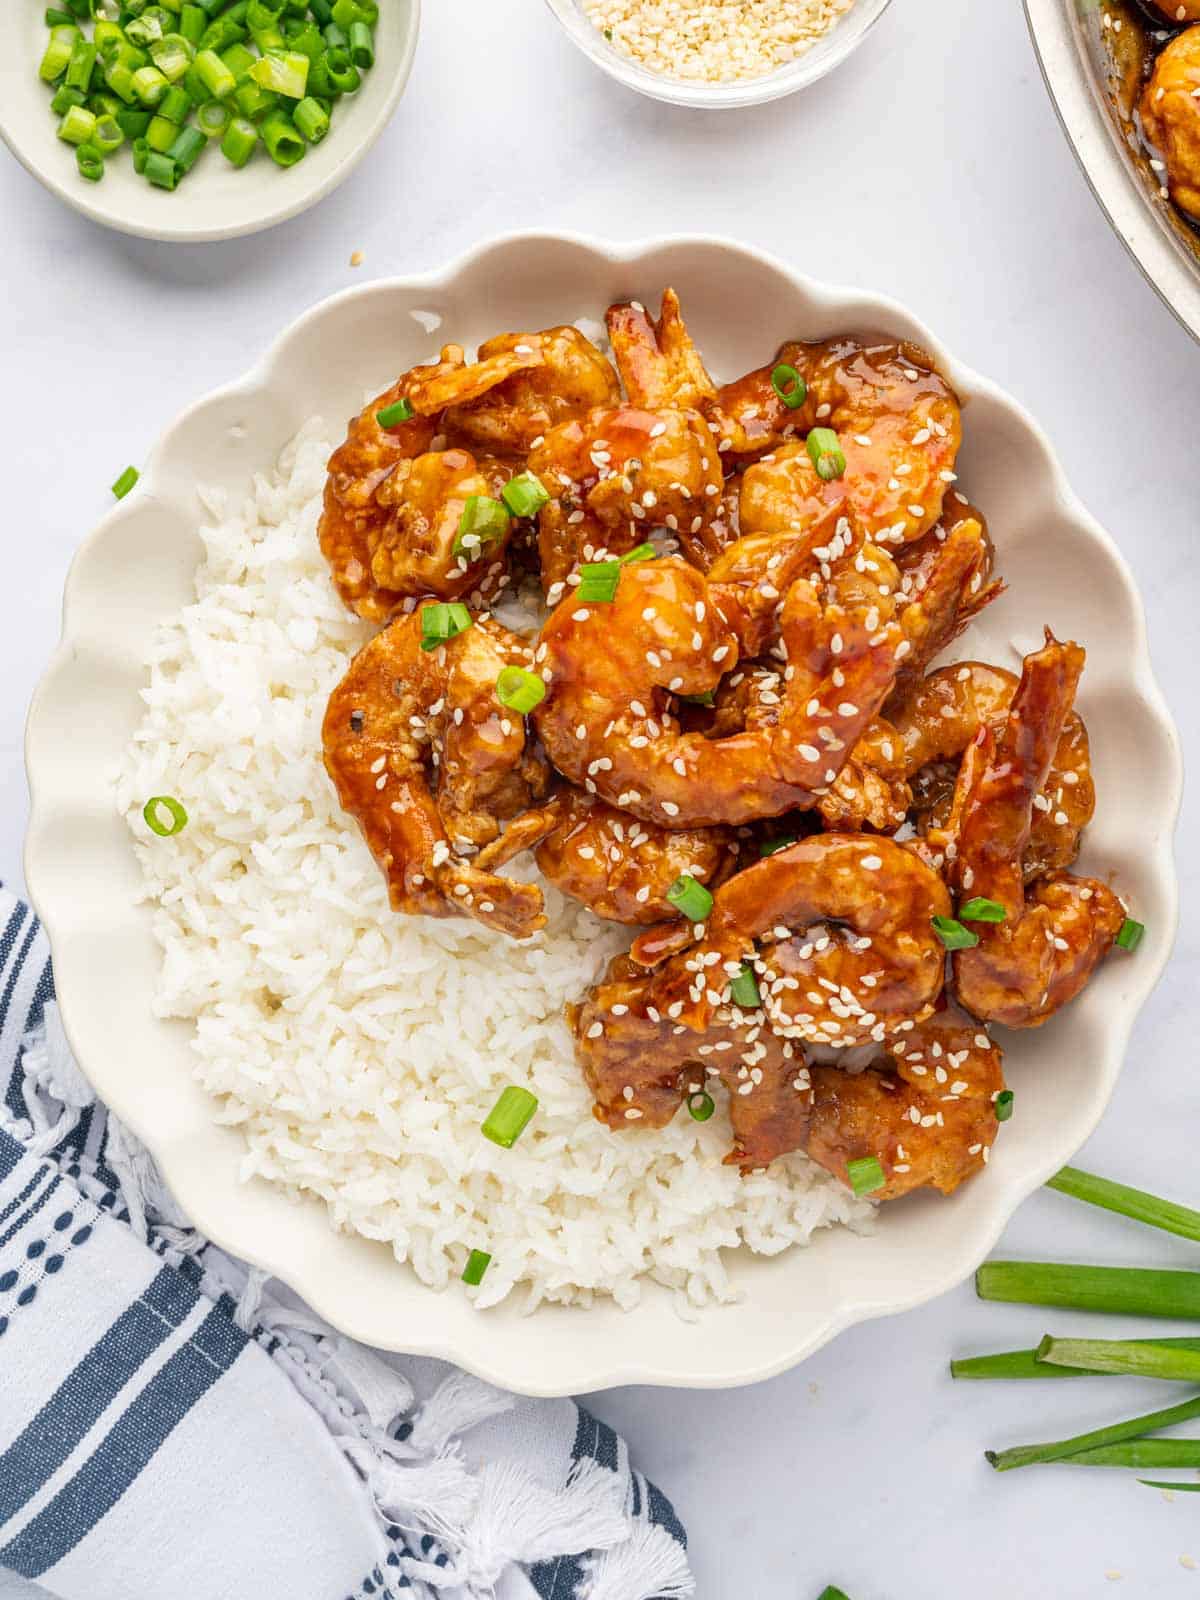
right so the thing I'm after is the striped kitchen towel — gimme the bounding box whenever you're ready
[0,887,693,1600]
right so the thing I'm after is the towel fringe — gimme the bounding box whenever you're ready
[408,1369,516,1454]
[579,1518,697,1600]
[456,1458,627,1589]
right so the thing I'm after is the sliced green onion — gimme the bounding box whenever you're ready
[759,836,797,857]
[194,46,236,98]
[259,108,305,167]
[976,1261,1200,1320]
[250,48,309,98]
[131,136,150,173]
[932,914,979,951]
[293,94,330,143]
[666,874,713,924]
[959,896,1006,924]
[221,41,259,86]
[679,690,715,708]
[375,397,414,428]
[687,1090,715,1123]
[1116,917,1145,951]
[986,1393,1200,1473]
[481,1085,538,1149]
[729,963,761,1009]
[500,471,550,520]
[112,465,140,499]
[41,26,81,84]
[50,84,86,115]
[1139,1479,1200,1492]
[322,46,360,95]
[143,795,188,836]
[75,142,105,181]
[157,83,192,124]
[1037,1335,1200,1382]
[115,106,152,138]
[220,114,258,167]
[65,37,97,92]
[57,104,97,146]
[770,362,807,410]
[817,1590,852,1600]
[180,4,207,46]
[1047,1166,1200,1243]
[620,542,656,564]
[92,114,125,155]
[144,150,178,188]
[146,114,178,154]
[806,427,847,483]
[197,100,232,137]
[462,1249,491,1286]
[847,1156,886,1197]
[495,666,546,716]
[576,561,621,604]
[131,64,169,106]
[419,601,473,653]
[454,495,510,559]
[348,18,374,67]
[150,33,195,83]
[1049,1441,1200,1470]
[994,1090,1014,1122]
[168,124,206,175]
[45,8,76,26]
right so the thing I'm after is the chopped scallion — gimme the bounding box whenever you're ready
[729,963,761,1010]
[419,601,473,653]
[759,836,797,857]
[620,542,656,564]
[687,1090,715,1122]
[112,465,140,499]
[481,1086,538,1149]
[666,874,713,923]
[932,914,979,951]
[847,1156,886,1197]
[495,666,546,716]
[376,397,414,428]
[1116,918,1145,951]
[806,427,847,482]
[959,896,1006,924]
[454,495,510,559]
[994,1090,1014,1122]
[462,1249,491,1287]
[500,471,550,519]
[770,362,807,410]
[576,561,621,604]
[142,795,188,837]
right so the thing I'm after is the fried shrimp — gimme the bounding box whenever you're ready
[444,325,621,454]
[735,339,961,546]
[533,557,903,829]
[475,789,733,925]
[938,633,1125,1028]
[320,343,544,621]
[528,406,724,592]
[605,288,719,413]
[1140,26,1200,222]
[322,609,550,939]
[889,647,1096,881]
[631,835,951,1044]
[807,1003,1006,1199]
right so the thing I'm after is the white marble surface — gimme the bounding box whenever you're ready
[3,0,1200,1594]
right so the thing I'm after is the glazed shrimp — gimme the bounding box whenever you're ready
[475,789,734,925]
[807,1003,1006,1199]
[320,343,544,621]
[574,955,813,1171]
[735,338,961,547]
[533,557,903,829]
[889,647,1096,880]
[626,835,951,1048]
[940,633,1126,1028]
[322,609,550,939]
[444,325,621,454]
[605,289,719,413]
[527,406,724,592]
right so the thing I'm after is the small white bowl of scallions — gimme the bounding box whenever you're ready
[0,0,419,242]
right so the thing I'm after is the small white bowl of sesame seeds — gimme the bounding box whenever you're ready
[543,0,893,107]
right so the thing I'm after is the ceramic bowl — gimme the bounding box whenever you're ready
[24,231,1181,1395]
[0,1,419,242]
[541,0,893,108]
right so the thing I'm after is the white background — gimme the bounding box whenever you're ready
[3,1,1200,1595]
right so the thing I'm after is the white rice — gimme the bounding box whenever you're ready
[116,419,872,1312]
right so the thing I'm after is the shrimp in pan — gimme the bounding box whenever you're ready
[322,608,550,939]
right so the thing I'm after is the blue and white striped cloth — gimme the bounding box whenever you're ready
[0,888,693,1600]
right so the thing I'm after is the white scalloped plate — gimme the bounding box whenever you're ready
[24,233,1181,1396]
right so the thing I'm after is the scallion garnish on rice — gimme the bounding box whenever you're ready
[462,1249,491,1287]
[142,795,188,837]
[481,1086,538,1150]
[112,465,139,500]
[666,874,712,923]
